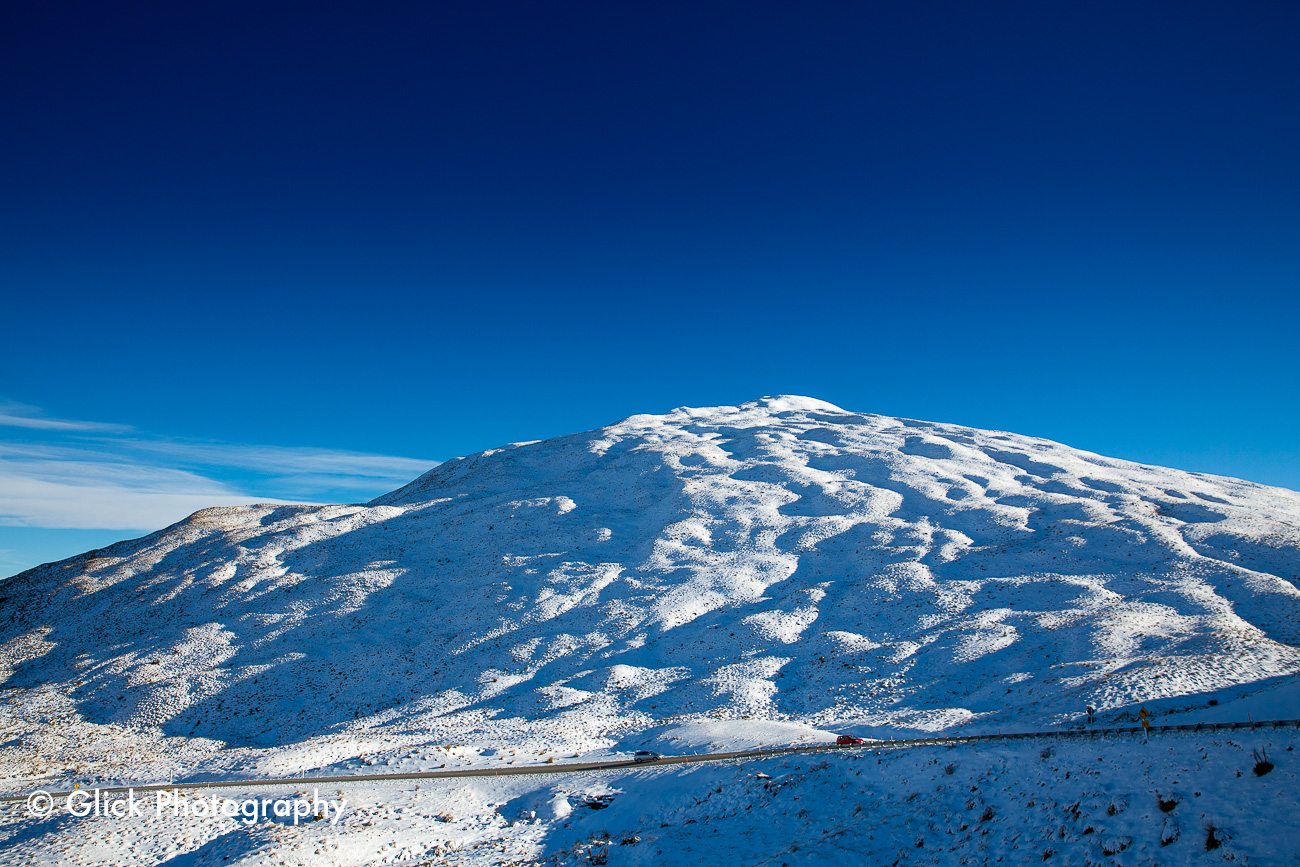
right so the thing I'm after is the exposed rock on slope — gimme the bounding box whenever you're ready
[3,396,1299,755]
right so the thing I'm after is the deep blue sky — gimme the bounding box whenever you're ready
[2,2,1298,572]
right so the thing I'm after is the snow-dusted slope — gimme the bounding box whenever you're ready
[5,396,1300,866]
[4,396,1299,775]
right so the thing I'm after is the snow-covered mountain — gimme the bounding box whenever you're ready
[4,396,1298,752]
[3,397,1300,866]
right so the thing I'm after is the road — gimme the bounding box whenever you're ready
[3,717,1296,804]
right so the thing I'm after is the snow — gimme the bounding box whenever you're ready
[1,395,1299,864]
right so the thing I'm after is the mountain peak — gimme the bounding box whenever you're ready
[742,395,847,414]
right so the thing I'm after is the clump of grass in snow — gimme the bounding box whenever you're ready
[1252,748,1274,776]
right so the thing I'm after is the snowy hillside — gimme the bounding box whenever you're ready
[2,396,1299,865]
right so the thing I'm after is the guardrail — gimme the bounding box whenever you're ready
[856,717,1300,747]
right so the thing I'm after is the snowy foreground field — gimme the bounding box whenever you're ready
[1,396,1299,864]
[2,727,1298,865]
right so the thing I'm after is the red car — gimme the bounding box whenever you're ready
[836,735,866,745]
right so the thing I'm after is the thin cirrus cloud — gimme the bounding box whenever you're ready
[0,401,437,532]
[0,401,133,433]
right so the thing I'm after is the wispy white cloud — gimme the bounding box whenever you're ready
[121,439,434,485]
[0,401,134,433]
[0,465,263,530]
[0,403,437,531]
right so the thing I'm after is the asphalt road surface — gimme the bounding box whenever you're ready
[3,718,1296,804]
